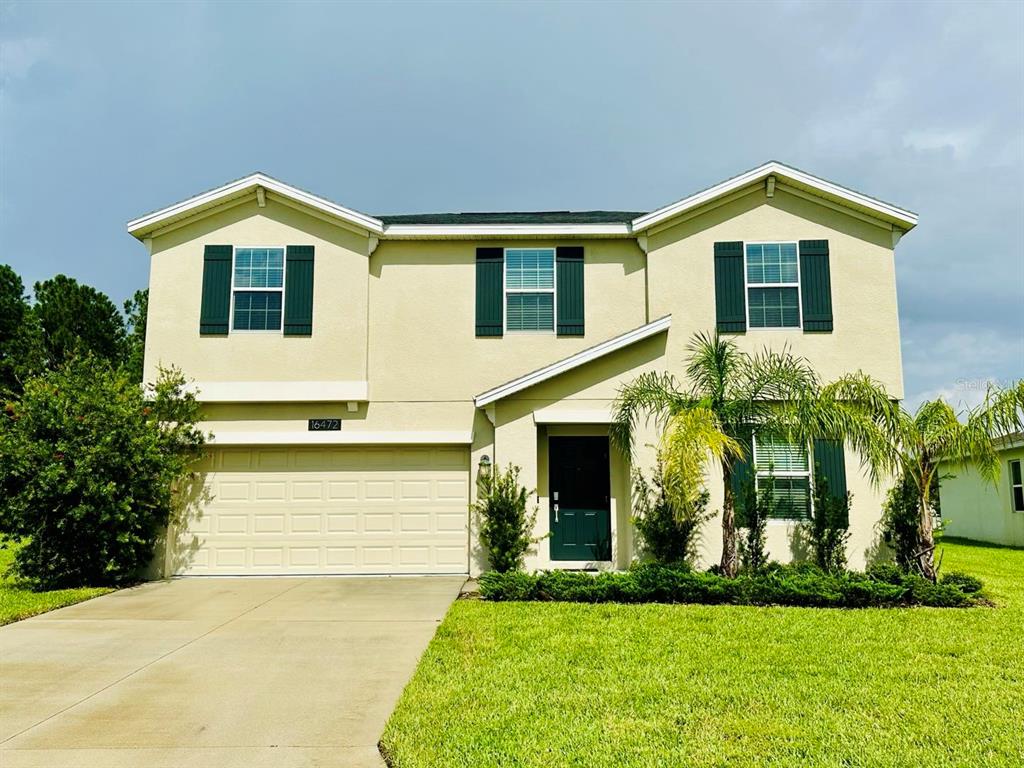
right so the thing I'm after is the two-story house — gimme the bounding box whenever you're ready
[129,162,916,577]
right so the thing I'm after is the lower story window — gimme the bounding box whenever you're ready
[1010,459,1024,513]
[754,433,811,520]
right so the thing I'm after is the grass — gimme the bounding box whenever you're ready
[0,546,112,625]
[381,538,1024,768]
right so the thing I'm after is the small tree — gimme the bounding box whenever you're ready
[804,473,851,573]
[0,358,205,587]
[738,476,770,573]
[880,470,922,572]
[872,385,1024,580]
[632,460,711,566]
[473,464,539,573]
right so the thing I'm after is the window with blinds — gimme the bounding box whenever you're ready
[505,248,555,332]
[754,433,811,520]
[746,242,801,329]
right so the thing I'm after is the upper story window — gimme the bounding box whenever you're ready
[1010,459,1024,513]
[505,248,555,332]
[746,242,801,329]
[754,433,811,520]
[232,247,284,331]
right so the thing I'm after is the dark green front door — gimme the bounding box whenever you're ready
[549,436,611,561]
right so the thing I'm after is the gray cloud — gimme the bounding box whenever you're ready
[1,0,1021,407]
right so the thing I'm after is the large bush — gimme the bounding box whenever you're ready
[478,562,986,608]
[473,464,539,573]
[0,358,205,588]
[631,461,711,566]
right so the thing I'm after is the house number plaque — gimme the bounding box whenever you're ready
[307,418,342,431]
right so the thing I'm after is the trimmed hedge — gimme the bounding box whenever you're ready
[478,563,987,608]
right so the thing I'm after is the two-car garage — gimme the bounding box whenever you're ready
[169,445,470,576]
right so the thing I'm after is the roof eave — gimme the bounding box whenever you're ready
[126,173,384,240]
[631,161,918,234]
[474,315,672,407]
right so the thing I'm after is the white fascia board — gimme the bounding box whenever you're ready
[632,161,918,233]
[209,430,473,446]
[127,173,384,238]
[533,407,613,424]
[381,223,633,239]
[474,315,671,408]
[189,380,369,403]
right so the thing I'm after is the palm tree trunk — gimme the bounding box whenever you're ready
[916,476,938,582]
[720,460,738,577]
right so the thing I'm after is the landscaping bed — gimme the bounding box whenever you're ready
[381,539,1024,767]
[478,561,987,608]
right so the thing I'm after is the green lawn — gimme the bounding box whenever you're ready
[0,546,112,625]
[382,539,1024,768]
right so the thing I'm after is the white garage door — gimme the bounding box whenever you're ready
[171,445,470,575]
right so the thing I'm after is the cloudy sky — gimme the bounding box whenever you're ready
[1,1,1021,409]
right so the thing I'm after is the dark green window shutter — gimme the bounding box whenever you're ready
[714,241,746,333]
[731,427,754,524]
[813,438,848,526]
[799,240,833,332]
[476,247,503,337]
[284,245,314,336]
[200,244,232,335]
[556,246,584,336]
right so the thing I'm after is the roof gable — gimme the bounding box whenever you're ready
[631,161,918,234]
[474,315,671,407]
[127,173,384,239]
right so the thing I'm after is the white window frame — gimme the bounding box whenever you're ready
[743,240,802,331]
[229,245,286,334]
[752,432,814,522]
[503,246,557,334]
[1010,459,1024,513]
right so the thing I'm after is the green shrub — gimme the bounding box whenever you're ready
[866,562,906,585]
[881,470,924,572]
[477,562,984,608]
[631,461,711,566]
[738,475,769,573]
[478,570,537,601]
[939,571,984,594]
[0,359,205,588]
[803,472,851,573]
[473,464,539,573]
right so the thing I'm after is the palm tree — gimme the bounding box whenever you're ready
[878,383,1024,581]
[611,331,892,577]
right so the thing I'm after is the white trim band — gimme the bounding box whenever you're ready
[189,380,369,403]
[208,430,474,446]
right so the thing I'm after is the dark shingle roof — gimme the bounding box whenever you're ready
[376,210,645,226]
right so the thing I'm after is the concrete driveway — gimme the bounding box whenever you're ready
[0,576,464,767]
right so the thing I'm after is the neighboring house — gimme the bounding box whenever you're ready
[128,161,917,577]
[938,433,1024,547]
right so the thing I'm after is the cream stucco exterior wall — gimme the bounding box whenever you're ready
[938,446,1024,547]
[145,198,372,387]
[647,187,904,397]
[142,180,907,576]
